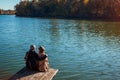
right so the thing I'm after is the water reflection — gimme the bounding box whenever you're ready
[49,19,60,45]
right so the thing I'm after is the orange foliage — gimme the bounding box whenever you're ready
[84,0,89,5]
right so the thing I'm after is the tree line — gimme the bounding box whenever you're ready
[0,9,15,15]
[15,0,120,20]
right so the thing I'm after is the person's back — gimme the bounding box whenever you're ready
[38,46,49,72]
[38,54,49,72]
[25,50,38,70]
[24,45,38,70]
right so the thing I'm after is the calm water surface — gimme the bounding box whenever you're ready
[0,15,120,80]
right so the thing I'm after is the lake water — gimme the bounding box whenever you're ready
[0,15,120,80]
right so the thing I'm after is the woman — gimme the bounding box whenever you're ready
[38,46,49,72]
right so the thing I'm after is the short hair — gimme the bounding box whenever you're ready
[30,45,36,49]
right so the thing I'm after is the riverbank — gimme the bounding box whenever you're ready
[16,15,120,22]
[0,9,15,15]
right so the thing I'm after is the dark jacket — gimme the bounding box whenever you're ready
[25,50,47,70]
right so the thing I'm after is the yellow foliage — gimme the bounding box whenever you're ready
[84,0,89,5]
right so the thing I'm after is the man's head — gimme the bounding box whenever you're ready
[30,45,36,51]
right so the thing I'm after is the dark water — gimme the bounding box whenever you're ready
[1,15,120,80]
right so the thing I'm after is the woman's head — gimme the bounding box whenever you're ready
[38,46,45,52]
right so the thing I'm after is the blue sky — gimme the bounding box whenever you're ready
[0,0,20,10]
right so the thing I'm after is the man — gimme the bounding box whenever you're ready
[24,45,47,70]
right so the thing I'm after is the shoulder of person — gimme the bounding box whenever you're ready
[26,51,29,54]
[45,54,48,57]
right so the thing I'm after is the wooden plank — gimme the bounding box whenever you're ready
[8,67,58,80]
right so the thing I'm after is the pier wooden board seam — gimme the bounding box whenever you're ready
[8,67,58,80]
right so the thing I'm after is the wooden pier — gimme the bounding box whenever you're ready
[8,67,58,80]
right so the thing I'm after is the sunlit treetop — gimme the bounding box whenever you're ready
[84,0,89,5]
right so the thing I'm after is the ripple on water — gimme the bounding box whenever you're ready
[1,16,120,80]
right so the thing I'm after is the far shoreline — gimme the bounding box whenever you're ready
[1,14,120,22]
[15,15,120,22]
[0,9,15,15]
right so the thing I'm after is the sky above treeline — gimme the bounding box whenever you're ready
[0,0,19,10]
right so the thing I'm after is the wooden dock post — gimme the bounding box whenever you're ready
[8,67,58,80]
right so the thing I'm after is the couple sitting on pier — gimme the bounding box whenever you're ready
[24,45,49,72]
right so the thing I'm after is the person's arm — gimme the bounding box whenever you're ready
[39,55,47,60]
[35,52,47,61]
[24,52,29,61]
